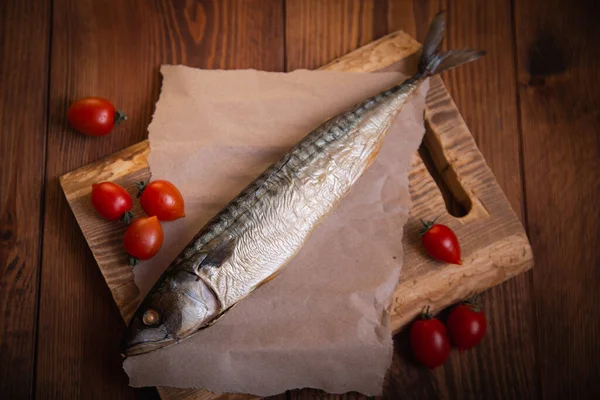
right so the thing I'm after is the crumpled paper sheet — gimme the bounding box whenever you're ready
[124,65,429,396]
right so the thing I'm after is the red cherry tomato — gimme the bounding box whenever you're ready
[123,216,164,264]
[138,180,185,221]
[67,97,126,136]
[420,219,462,265]
[447,298,487,350]
[410,307,451,369]
[91,182,133,222]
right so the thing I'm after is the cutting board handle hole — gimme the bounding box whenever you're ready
[418,121,473,218]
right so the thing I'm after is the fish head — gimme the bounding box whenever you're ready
[121,269,220,357]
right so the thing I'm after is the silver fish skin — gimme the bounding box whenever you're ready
[122,11,484,357]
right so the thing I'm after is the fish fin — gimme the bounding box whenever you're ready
[197,239,236,269]
[418,11,446,72]
[417,11,485,77]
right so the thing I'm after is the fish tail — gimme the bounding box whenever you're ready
[417,11,485,78]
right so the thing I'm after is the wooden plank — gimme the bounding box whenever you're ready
[514,0,600,397]
[416,1,538,399]
[60,17,533,400]
[285,0,381,71]
[0,0,50,398]
[37,1,284,399]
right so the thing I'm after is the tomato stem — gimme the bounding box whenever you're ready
[128,256,139,267]
[419,216,439,235]
[421,305,433,319]
[114,110,127,125]
[135,181,147,198]
[464,293,483,312]
[120,211,134,224]
[419,218,437,235]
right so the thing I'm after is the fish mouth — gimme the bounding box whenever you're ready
[121,334,175,357]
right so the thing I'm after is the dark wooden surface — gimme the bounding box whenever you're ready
[0,0,598,399]
[0,0,50,397]
[514,0,600,398]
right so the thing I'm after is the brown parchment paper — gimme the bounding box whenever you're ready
[123,65,429,396]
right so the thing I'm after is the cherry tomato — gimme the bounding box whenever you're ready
[447,297,487,350]
[138,180,185,221]
[123,216,164,264]
[410,307,451,369]
[91,182,133,222]
[420,219,461,265]
[67,97,126,136]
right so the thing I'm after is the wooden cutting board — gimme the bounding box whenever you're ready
[60,30,533,400]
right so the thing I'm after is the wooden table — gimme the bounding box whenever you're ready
[1,1,599,399]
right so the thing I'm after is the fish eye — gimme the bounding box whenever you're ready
[142,308,160,326]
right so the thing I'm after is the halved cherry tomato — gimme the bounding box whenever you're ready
[123,216,164,265]
[138,180,185,221]
[420,219,462,265]
[447,296,487,350]
[410,306,451,369]
[67,97,126,136]
[91,182,133,222]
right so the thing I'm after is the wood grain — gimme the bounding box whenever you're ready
[515,0,600,397]
[60,21,533,400]
[0,0,50,398]
[37,1,284,399]
[412,1,538,399]
[285,0,381,71]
